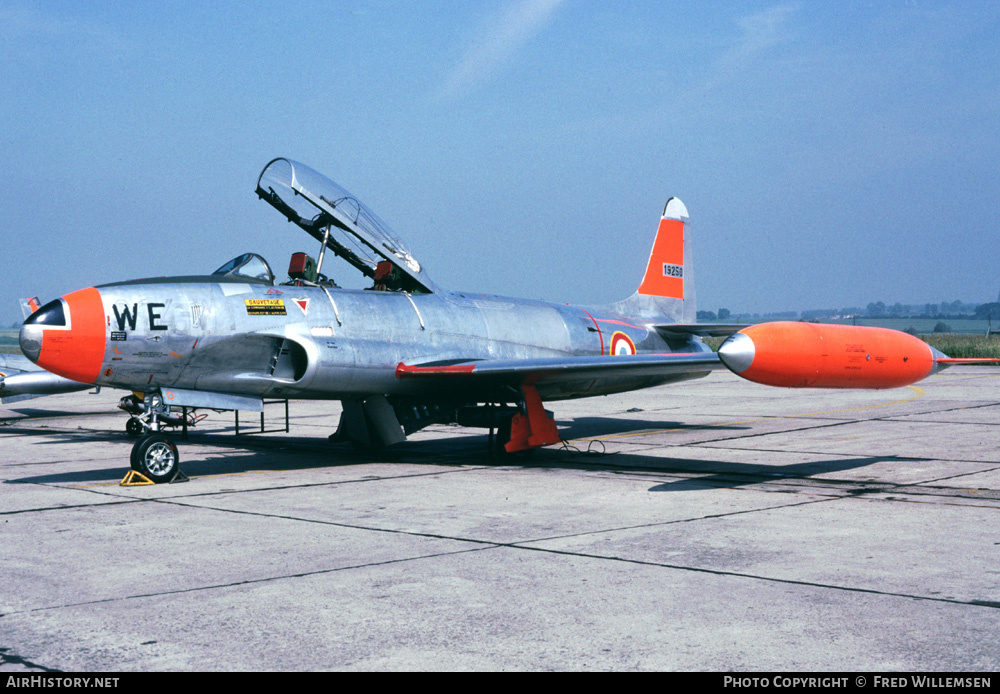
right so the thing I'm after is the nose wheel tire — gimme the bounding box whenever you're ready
[130,434,180,483]
[125,417,144,437]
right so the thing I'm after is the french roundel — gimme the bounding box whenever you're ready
[610,331,636,356]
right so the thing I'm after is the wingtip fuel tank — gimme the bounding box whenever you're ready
[718,322,939,389]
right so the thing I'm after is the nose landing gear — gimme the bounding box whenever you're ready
[120,393,206,438]
[121,392,188,484]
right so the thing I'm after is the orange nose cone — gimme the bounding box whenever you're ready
[30,287,106,384]
[719,322,934,389]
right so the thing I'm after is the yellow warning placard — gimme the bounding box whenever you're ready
[245,298,286,316]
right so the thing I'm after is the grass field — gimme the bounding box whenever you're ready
[0,329,20,355]
[825,317,996,335]
[921,334,1000,359]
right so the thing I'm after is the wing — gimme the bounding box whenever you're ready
[0,354,36,376]
[396,352,725,400]
[0,355,94,404]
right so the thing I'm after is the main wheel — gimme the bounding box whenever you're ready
[125,417,144,437]
[131,434,180,483]
[493,415,513,457]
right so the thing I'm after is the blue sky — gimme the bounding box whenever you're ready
[3,1,999,326]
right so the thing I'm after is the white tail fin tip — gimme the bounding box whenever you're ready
[663,197,688,221]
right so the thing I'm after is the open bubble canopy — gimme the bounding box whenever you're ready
[256,158,438,293]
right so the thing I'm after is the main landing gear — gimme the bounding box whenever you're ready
[502,385,561,453]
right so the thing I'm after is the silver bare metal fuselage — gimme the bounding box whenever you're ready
[92,276,710,404]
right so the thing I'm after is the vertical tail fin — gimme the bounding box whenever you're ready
[612,198,695,322]
[19,297,40,321]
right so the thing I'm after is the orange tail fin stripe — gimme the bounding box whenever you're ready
[637,218,684,298]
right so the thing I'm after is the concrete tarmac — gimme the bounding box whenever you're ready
[1,367,998,671]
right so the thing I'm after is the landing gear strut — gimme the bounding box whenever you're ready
[502,385,562,453]
[119,392,168,436]
[120,393,207,438]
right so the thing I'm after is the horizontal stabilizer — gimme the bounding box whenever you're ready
[654,324,747,340]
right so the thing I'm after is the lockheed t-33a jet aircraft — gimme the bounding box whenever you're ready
[17,158,982,482]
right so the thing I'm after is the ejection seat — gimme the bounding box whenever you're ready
[284,252,338,287]
[370,260,400,291]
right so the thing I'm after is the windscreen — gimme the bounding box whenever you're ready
[212,253,275,283]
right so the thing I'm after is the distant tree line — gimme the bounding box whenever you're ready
[697,301,1000,323]
[697,308,732,321]
[862,300,983,318]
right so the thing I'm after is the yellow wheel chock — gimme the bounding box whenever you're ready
[120,470,155,486]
